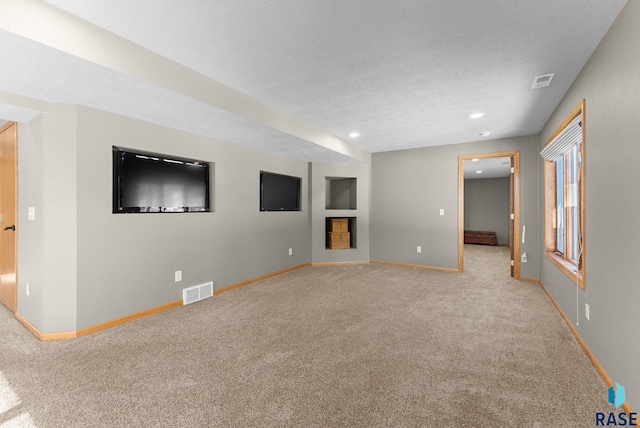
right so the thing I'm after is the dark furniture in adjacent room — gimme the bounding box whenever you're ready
[464,230,498,246]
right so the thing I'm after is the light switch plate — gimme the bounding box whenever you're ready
[585,303,590,321]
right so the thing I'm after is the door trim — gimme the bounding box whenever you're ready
[0,121,18,312]
[458,151,521,278]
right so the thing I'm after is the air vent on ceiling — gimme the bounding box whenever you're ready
[531,73,555,89]
[183,281,213,305]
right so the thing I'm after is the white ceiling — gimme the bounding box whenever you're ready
[464,157,511,180]
[0,0,627,162]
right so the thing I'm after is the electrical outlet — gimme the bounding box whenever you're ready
[26,283,30,297]
[585,303,590,321]
[417,246,422,253]
[439,209,444,216]
[288,248,293,256]
[175,270,182,282]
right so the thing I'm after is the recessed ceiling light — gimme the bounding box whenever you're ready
[471,158,480,162]
[476,170,483,174]
[479,131,491,137]
[349,132,360,138]
[467,112,485,119]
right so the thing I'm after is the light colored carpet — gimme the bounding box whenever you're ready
[1,245,607,427]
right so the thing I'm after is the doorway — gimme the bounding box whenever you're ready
[0,121,17,312]
[458,151,520,278]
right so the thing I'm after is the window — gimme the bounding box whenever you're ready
[542,100,585,287]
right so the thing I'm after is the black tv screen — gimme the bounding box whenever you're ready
[113,147,210,213]
[260,171,301,211]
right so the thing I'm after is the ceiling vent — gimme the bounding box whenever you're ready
[531,73,555,89]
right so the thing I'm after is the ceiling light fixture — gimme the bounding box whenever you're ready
[479,131,491,137]
[471,158,480,162]
[476,170,483,174]
[349,132,360,138]
[467,112,485,119]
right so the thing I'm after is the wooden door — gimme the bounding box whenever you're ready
[0,122,17,312]
[509,156,515,277]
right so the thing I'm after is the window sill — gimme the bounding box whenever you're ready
[545,252,585,289]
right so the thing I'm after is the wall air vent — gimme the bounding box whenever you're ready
[183,281,214,305]
[531,73,555,89]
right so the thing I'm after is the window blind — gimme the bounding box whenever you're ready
[540,115,582,161]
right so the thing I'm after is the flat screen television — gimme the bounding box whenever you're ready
[113,147,210,213]
[260,171,301,211]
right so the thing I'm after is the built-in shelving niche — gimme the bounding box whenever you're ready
[325,217,357,249]
[325,177,357,210]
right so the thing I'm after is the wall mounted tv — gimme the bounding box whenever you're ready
[113,147,211,213]
[260,171,301,211]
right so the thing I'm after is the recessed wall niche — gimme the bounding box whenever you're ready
[326,217,357,249]
[325,177,357,210]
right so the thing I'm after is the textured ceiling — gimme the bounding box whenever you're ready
[464,157,511,180]
[0,0,627,161]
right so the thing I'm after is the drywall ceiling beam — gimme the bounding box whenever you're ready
[0,90,48,122]
[0,0,370,162]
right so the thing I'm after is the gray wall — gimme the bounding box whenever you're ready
[18,105,312,332]
[464,177,510,245]
[538,0,640,411]
[310,162,370,263]
[371,135,539,278]
[325,178,357,210]
[18,105,79,333]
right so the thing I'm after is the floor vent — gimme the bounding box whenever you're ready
[183,282,214,305]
